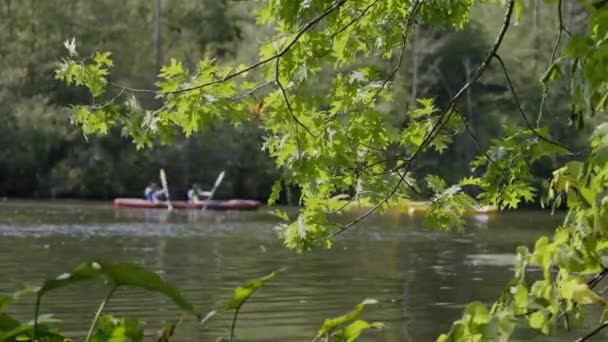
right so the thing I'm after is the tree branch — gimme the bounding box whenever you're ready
[230,81,273,101]
[370,0,422,103]
[313,0,382,59]
[493,53,572,152]
[330,0,380,39]
[324,0,516,239]
[536,0,570,127]
[275,58,305,158]
[574,320,608,342]
[274,58,315,137]
[108,0,348,96]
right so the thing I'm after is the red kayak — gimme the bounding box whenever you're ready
[113,198,262,211]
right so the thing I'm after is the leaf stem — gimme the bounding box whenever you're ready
[33,295,41,341]
[229,307,241,342]
[85,285,118,342]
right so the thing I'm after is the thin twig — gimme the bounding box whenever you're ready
[493,53,572,152]
[588,268,608,288]
[323,0,516,239]
[92,87,125,109]
[33,295,41,341]
[274,57,315,138]
[324,169,413,239]
[275,59,303,159]
[574,320,608,342]
[330,0,381,39]
[230,81,273,101]
[229,307,241,342]
[456,109,483,151]
[536,0,569,127]
[369,0,422,103]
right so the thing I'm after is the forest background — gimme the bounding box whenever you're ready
[0,0,590,201]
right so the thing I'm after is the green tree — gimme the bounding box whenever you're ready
[0,0,276,199]
[50,0,608,339]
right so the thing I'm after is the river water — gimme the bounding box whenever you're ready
[0,200,601,341]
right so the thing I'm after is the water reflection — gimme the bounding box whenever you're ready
[0,200,591,341]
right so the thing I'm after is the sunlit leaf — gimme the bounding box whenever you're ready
[225,271,276,311]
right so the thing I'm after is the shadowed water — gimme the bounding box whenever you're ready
[0,200,599,341]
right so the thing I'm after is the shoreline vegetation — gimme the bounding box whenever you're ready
[2,0,608,341]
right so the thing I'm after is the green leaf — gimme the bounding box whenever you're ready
[464,301,490,325]
[37,261,103,297]
[38,261,197,317]
[270,209,290,222]
[0,313,63,342]
[601,304,608,323]
[528,311,545,330]
[341,320,383,342]
[225,271,276,311]
[99,261,197,315]
[571,283,606,305]
[563,35,591,58]
[514,0,525,22]
[155,316,185,342]
[512,285,528,314]
[315,299,378,339]
[0,287,36,313]
[89,315,143,342]
[540,60,563,86]
[268,179,282,206]
[93,51,113,67]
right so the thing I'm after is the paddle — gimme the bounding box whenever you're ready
[159,168,173,211]
[202,171,225,211]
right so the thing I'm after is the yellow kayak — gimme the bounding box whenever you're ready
[342,199,498,216]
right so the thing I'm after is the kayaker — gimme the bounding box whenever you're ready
[144,182,167,203]
[187,183,212,203]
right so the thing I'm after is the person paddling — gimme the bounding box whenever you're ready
[144,182,167,203]
[187,183,212,204]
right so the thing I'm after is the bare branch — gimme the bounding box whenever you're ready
[456,109,483,151]
[493,53,572,152]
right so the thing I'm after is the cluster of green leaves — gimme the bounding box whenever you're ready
[55,49,116,136]
[89,316,143,342]
[462,126,568,209]
[52,0,608,340]
[0,261,381,342]
[438,1,608,339]
[548,1,608,126]
[314,299,383,342]
[440,124,608,341]
[55,0,484,251]
[425,174,477,231]
[0,287,63,342]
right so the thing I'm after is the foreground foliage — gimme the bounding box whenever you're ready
[53,0,608,340]
[0,261,380,342]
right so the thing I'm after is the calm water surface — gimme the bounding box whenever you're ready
[0,200,600,341]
